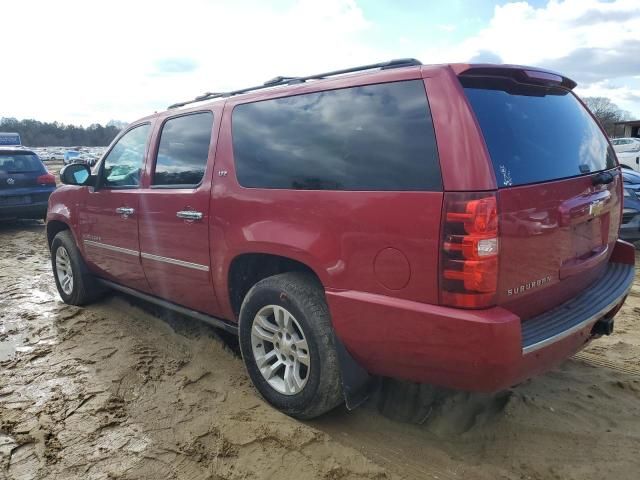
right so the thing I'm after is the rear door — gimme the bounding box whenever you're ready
[78,123,152,291]
[461,75,621,319]
[138,110,221,315]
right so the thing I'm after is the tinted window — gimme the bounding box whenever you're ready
[232,80,441,191]
[462,79,616,187]
[0,152,43,172]
[153,112,213,186]
[102,124,150,188]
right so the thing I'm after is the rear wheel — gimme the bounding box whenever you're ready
[239,272,343,419]
[51,230,103,305]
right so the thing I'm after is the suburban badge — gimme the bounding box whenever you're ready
[507,275,552,296]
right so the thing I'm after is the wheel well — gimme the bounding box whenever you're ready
[46,220,70,249]
[228,253,321,317]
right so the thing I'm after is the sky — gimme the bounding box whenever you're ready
[3,0,640,126]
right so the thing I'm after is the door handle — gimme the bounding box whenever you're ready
[116,207,135,217]
[177,210,203,221]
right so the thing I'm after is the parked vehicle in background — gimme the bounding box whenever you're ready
[83,154,99,166]
[0,146,56,220]
[70,154,99,167]
[46,60,635,419]
[621,168,640,243]
[612,137,640,171]
[63,150,81,165]
[0,132,22,146]
[48,151,65,161]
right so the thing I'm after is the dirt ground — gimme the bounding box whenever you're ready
[1,215,639,479]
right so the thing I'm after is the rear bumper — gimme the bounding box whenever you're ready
[0,187,53,218]
[0,201,49,218]
[328,242,635,392]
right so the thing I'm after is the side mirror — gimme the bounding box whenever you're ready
[60,163,93,186]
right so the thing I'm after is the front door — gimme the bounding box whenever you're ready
[78,123,152,292]
[138,111,221,315]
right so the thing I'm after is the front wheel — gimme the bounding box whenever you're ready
[239,272,343,419]
[51,230,103,305]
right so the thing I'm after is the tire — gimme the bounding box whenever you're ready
[238,272,343,419]
[51,230,103,305]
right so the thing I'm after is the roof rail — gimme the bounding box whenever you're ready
[167,58,422,109]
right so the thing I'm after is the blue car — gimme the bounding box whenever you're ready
[621,168,640,243]
[63,150,81,164]
[0,147,56,220]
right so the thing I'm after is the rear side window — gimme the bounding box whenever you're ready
[153,112,214,187]
[232,80,441,191]
[462,78,616,187]
[0,152,43,172]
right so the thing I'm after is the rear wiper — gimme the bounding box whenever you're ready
[592,171,615,186]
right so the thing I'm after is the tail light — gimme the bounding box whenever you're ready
[37,172,56,185]
[440,192,499,308]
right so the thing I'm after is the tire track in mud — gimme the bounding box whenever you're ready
[0,222,395,480]
[1,222,640,480]
[573,351,640,377]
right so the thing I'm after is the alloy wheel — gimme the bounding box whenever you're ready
[55,246,74,295]
[250,304,310,395]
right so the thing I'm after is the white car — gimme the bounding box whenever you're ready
[611,137,640,171]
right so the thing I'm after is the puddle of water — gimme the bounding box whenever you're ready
[0,332,28,362]
[0,273,60,362]
[14,346,35,354]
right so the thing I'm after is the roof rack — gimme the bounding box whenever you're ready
[167,58,422,109]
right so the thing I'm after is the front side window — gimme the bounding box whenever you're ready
[153,112,213,187]
[102,124,150,188]
[231,80,442,191]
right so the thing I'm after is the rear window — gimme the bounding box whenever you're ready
[462,79,616,187]
[232,80,442,191]
[0,152,43,172]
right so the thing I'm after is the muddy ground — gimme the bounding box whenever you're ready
[1,216,639,479]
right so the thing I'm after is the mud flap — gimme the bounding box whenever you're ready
[334,336,378,410]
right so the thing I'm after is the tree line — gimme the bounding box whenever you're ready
[0,117,124,147]
[1,95,634,147]
[581,97,631,137]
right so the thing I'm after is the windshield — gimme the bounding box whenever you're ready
[0,152,43,173]
[462,78,616,187]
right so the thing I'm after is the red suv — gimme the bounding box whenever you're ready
[47,59,636,419]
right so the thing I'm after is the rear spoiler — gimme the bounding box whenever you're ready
[451,64,577,90]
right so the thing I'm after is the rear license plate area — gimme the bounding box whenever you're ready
[571,218,602,257]
[0,195,31,206]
